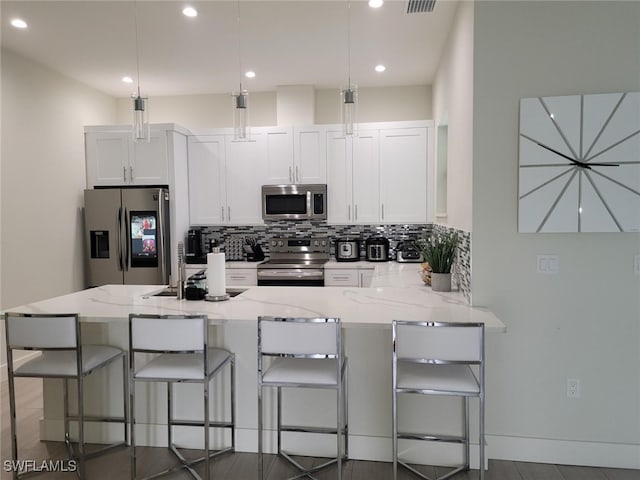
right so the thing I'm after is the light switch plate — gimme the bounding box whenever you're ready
[537,255,559,274]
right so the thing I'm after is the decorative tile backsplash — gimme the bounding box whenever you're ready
[191,221,471,304]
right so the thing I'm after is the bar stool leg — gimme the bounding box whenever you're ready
[122,356,130,446]
[204,379,210,480]
[7,351,19,480]
[230,357,236,450]
[257,384,263,480]
[343,365,349,459]
[337,380,342,480]
[130,374,137,479]
[77,376,86,479]
[480,394,485,480]
[464,396,470,469]
[276,387,282,455]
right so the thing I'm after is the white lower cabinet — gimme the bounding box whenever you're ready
[325,266,375,287]
[225,268,257,286]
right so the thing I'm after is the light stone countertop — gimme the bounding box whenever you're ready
[7,263,504,332]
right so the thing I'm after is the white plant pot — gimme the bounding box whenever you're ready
[431,272,452,292]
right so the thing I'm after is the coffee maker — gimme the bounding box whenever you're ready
[186,228,206,264]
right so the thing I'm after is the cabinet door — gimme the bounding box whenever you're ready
[225,135,267,224]
[264,127,295,184]
[131,130,169,185]
[188,136,226,225]
[294,127,326,184]
[325,269,359,287]
[379,128,427,223]
[352,130,380,223]
[85,132,130,187]
[225,268,258,286]
[326,131,352,223]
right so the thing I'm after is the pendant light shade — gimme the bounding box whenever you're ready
[341,84,358,136]
[131,1,150,143]
[342,0,357,136]
[233,88,249,140]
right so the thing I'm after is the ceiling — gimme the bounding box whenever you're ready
[1,0,460,98]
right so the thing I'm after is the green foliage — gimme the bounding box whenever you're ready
[417,231,459,273]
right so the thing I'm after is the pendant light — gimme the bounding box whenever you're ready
[341,0,357,136]
[131,0,149,143]
[232,0,249,140]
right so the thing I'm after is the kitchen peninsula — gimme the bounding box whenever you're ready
[9,263,504,468]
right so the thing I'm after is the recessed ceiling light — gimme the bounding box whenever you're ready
[245,71,256,79]
[182,7,198,17]
[375,64,386,73]
[122,76,134,84]
[369,0,384,8]
[11,18,28,29]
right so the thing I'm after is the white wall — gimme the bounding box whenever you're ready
[472,1,640,467]
[432,1,474,232]
[1,49,116,362]
[115,85,432,128]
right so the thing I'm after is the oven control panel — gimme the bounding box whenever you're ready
[269,237,329,254]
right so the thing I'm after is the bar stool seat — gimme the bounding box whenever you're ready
[397,363,480,394]
[262,357,341,385]
[14,346,123,377]
[134,349,232,381]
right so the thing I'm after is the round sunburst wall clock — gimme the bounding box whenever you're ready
[518,91,640,232]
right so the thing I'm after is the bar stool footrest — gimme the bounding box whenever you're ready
[398,460,467,480]
[280,449,348,480]
[397,431,466,444]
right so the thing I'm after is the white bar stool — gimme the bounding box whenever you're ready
[257,316,348,480]
[392,321,485,480]
[128,313,235,480]
[4,312,128,479]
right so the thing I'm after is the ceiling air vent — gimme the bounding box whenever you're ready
[405,0,436,14]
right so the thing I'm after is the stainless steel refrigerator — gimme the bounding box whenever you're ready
[84,188,170,287]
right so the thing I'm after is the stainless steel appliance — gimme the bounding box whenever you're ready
[396,240,424,263]
[335,237,360,262]
[262,184,327,221]
[84,188,170,287]
[257,237,329,286]
[366,236,390,262]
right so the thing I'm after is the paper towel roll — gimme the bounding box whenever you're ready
[207,252,226,297]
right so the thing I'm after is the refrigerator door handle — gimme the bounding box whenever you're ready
[117,207,124,271]
[157,191,168,283]
[123,208,130,271]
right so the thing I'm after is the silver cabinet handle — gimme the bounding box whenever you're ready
[129,166,133,182]
[381,203,385,220]
[348,205,351,221]
[123,166,127,182]
[221,206,225,221]
[289,166,293,183]
[355,204,358,221]
[295,166,300,182]
[228,206,231,221]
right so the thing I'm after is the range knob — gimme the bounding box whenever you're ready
[321,240,327,246]
[278,240,284,247]
[313,240,320,247]
[271,240,277,247]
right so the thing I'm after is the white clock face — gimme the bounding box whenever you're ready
[518,92,640,232]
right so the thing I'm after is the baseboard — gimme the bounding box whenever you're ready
[487,434,640,469]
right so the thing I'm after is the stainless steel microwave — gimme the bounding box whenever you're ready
[262,184,327,221]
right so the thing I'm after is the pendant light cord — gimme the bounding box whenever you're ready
[134,0,141,97]
[237,0,243,92]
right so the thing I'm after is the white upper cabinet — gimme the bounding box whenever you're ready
[327,124,428,224]
[294,126,327,184]
[225,134,267,224]
[264,126,326,184]
[188,135,226,225]
[379,127,427,223]
[188,132,266,226]
[85,129,169,187]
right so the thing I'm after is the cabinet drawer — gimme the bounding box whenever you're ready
[325,269,359,287]
[226,269,257,286]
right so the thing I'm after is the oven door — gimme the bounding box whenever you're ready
[257,268,324,286]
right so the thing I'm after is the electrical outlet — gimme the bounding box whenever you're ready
[634,255,640,275]
[537,255,559,274]
[567,378,581,399]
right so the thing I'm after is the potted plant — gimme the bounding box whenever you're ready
[417,231,458,292]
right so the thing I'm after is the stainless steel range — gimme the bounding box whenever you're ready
[257,236,329,286]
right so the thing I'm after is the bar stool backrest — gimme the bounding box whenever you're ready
[394,321,484,363]
[259,317,340,357]
[6,313,78,350]
[129,314,206,353]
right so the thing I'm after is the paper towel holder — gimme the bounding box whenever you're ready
[205,246,230,301]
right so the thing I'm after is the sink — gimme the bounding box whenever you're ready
[151,287,247,298]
